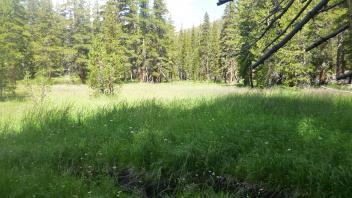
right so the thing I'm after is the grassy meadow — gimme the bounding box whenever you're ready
[1,82,352,197]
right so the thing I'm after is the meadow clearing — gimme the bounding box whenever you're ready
[1,82,352,197]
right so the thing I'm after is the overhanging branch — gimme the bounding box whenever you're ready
[217,0,233,6]
[250,0,329,70]
[320,0,346,12]
[260,0,287,23]
[256,0,295,42]
[263,0,313,52]
[305,24,349,51]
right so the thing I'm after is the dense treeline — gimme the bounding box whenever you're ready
[0,0,351,96]
[185,0,352,86]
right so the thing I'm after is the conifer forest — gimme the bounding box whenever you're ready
[1,0,352,197]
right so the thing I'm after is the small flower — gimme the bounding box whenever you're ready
[287,148,292,151]
[112,166,117,170]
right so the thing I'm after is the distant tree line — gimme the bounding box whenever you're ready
[0,0,351,96]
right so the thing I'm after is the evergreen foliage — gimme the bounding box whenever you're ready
[88,0,124,94]
[0,0,29,97]
[0,0,351,96]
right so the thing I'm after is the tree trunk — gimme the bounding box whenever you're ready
[249,67,254,88]
[336,33,345,78]
[349,0,352,30]
[319,68,326,85]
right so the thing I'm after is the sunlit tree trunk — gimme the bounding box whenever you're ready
[336,33,345,78]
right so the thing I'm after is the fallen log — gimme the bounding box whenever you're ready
[337,71,352,80]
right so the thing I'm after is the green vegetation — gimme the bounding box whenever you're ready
[1,0,351,97]
[1,0,352,197]
[1,83,352,197]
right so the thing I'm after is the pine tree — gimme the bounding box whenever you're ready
[119,0,139,80]
[88,0,124,94]
[137,0,151,82]
[177,29,191,80]
[71,0,92,83]
[30,0,65,80]
[190,26,200,80]
[0,0,29,97]
[199,12,211,80]
[237,0,257,86]
[149,0,172,82]
[220,2,239,83]
[209,21,221,82]
[164,17,177,81]
[92,0,103,34]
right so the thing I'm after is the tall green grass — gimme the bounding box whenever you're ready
[1,92,352,197]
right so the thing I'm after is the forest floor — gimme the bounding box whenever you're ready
[1,82,352,197]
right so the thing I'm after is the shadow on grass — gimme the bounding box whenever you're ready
[0,94,27,102]
[1,93,352,197]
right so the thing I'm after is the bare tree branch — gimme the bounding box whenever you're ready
[260,0,287,23]
[250,0,329,70]
[305,24,349,51]
[263,0,313,52]
[232,0,296,56]
[217,0,233,6]
[256,0,295,43]
[320,0,346,12]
